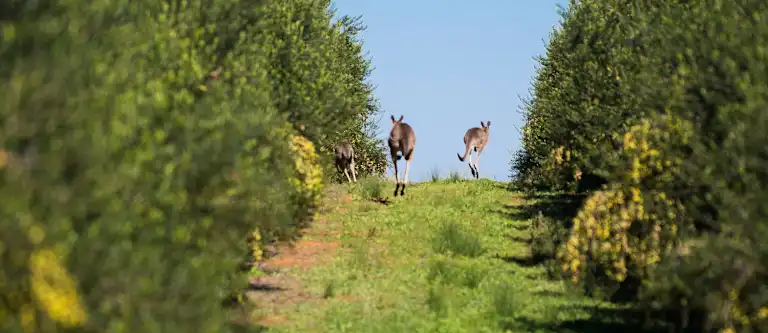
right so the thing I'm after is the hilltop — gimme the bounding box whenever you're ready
[239,179,635,333]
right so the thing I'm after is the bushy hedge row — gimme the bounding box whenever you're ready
[514,0,768,331]
[0,0,383,331]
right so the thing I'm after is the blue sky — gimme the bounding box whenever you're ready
[331,1,568,181]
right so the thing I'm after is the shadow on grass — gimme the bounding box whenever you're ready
[489,181,513,191]
[505,223,529,231]
[514,304,700,333]
[494,253,548,267]
[228,321,269,333]
[498,193,586,222]
[369,196,392,205]
[532,289,568,298]
[247,282,286,292]
[223,279,288,308]
[504,234,530,243]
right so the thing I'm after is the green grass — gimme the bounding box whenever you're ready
[349,176,386,200]
[447,170,464,182]
[428,167,465,183]
[263,179,624,333]
[429,167,442,182]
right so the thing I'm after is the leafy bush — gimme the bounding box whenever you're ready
[559,114,692,285]
[514,0,768,331]
[260,6,387,183]
[0,0,383,331]
[289,134,325,229]
[529,212,567,265]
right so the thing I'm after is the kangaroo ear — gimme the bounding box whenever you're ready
[480,121,485,127]
[391,115,396,123]
[486,120,491,127]
[398,115,404,122]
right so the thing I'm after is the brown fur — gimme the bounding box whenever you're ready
[456,120,491,179]
[388,115,416,196]
[334,142,357,183]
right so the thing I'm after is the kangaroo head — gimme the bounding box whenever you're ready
[481,120,491,132]
[391,115,404,128]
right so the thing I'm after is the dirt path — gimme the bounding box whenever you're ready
[245,191,351,326]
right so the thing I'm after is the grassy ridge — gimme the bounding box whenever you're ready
[254,179,627,333]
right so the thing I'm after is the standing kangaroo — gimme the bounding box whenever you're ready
[334,142,357,183]
[388,115,416,196]
[457,121,491,179]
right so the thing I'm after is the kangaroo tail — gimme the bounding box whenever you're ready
[457,143,472,162]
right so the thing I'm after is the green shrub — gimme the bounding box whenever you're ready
[353,177,385,201]
[289,134,325,229]
[515,0,768,331]
[0,0,383,331]
[491,280,525,331]
[258,3,386,182]
[559,114,692,285]
[426,258,487,289]
[528,212,567,264]
[432,222,485,258]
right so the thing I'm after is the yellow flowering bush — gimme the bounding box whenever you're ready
[514,0,768,330]
[540,145,582,190]
[1,220,89,331]
[560,114,692,284]
[616,114,693,187]
[1,0,382,330]
[28,248,88,327]
[560,186,683,283]
[248,229,264,262]
[289,134,325,226]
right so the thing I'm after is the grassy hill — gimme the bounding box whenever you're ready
[240,178,641,333]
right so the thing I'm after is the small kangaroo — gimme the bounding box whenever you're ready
[388,115,416,196]
[334,142,357,183]
[457,121,491,179]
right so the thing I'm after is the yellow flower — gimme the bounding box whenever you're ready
[757,307,768,319]
[729,289,739,301]
[28,248,88,327]
[569,258,580,271]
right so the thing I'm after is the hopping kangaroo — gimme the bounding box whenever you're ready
[388,115,416,196]
[334,142,357,183]
[457,121,491,179]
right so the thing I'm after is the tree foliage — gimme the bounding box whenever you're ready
[515,0,768,331]
[0,0,384,331]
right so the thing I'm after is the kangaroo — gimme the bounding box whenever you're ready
[388,115,416,196]
[457,121,491,179]
[334,142,357,183]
